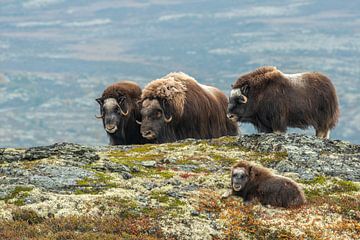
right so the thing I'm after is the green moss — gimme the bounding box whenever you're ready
[273,151,288,159]
[209,153,238,166]
[0,186,33,206]
[133,168,175,179]
[150,190,185,209]
[246,151,288,165]
[75,172,116,195]
[301,176,327,185]
[158,171,175,179]
[301,176,359,199]
[176,158,200,165]
[333,179,360,192]
[164,142,191,151]
[108,148,165,168]
[126,145,156,153]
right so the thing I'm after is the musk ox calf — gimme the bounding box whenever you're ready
[223,160,306,208]
[96,81,146,145]
[137,72,238,143]
[227,66,339,138]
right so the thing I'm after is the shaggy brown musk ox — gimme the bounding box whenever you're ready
[137,72,239,143]
[227,66,339,138]
[222,160,306,208]
[96,81,146,145]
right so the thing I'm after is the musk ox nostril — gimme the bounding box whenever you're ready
[227,113,238,121]
[143,130,152,136]
[142,130,156,140]
[105,124,117,133]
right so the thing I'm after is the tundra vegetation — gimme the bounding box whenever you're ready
[0,134,359,239]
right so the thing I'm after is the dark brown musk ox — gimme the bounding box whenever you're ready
[137,72,239,143]
[227,66,339,138]
[95,81,147,145]
[222,160,306,208]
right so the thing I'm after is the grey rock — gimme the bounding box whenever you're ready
[122,172,132,180]
[237,133,360,181]
[141,161,157,167]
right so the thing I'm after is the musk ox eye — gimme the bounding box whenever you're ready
[154,110,162,118]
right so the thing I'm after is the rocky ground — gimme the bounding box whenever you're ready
[0,133,359,239]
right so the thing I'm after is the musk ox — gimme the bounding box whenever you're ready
[96,81,146,145]
[223,160,306,208]
[227,66,339,138]
[137,72,239,143]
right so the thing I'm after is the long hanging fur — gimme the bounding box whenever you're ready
[230,66,339,137]
[141,72,239,142]
[98,81,146,145]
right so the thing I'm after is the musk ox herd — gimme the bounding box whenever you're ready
[96,66,339,208]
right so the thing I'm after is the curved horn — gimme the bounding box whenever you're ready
[116,102,129,116]
[95,113,104,119]
[120,108,129,116]
[164,115,172,123]
[136,120,142,125]
[240,95,248,104]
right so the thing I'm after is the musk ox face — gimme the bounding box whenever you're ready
[96,97,129,135]
[139,99,172,140]
[231,167,249,192]
[227,85,250,121]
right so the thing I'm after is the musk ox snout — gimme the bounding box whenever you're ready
[105,124,117,133]
[227,113,238,122]
[141,129,156,140]
[232,168,247,191]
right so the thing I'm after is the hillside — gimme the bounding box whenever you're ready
[0,133,359,239]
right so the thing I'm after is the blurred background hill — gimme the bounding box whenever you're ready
[0,0,359,147]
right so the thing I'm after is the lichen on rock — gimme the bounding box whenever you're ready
[0,134,359,239]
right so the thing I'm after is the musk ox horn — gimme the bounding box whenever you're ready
[120,108,129,116]
[116,102,129,116]
[240,95,248,104]
[164,115,172,123]
[136,120,142,125]
[95,113,104,119]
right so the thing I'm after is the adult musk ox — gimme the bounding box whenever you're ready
[96,81,146,145]
[137,72,238,143]
[222,160,306,208]
[227,66,339,138]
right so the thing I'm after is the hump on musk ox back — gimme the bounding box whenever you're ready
[141,72,238,142]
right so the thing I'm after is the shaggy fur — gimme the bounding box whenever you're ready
[228,66,339,138]
[96,81,146,145]
[140,72,239,143]
[230,160,306,208]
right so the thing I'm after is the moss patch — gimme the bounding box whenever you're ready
[246,151,288,166]
[301,176,359,199]
[150,190,185,209]
[75,172,116,195]
[0,186,33,206]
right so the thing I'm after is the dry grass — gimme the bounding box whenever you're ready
[0,208,167,240]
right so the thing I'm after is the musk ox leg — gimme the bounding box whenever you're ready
[316,129,330,139]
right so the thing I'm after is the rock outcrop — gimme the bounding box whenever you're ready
[0,134,359,239]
